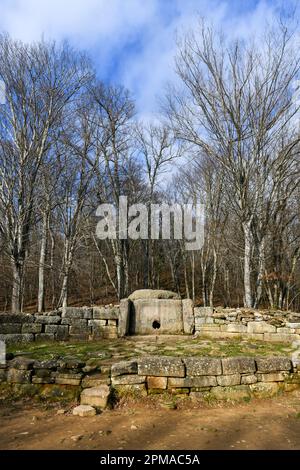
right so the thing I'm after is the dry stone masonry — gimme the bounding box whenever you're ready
[0,289,300,343]
[0,354,299,404]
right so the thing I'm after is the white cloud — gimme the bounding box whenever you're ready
[0,0,297,117]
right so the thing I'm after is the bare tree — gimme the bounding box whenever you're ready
[0,35,92,312]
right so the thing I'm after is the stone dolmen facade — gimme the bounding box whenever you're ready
[0,289,300,344]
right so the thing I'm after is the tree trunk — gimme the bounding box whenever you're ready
[209,247,217,308]
[38,210,49,313]
[243,220,252,308]
[254,238,265,309]
[11,261,23,313]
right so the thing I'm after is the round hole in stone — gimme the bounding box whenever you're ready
[152,320,161,330]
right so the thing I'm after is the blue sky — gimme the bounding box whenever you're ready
[0,0,297,118]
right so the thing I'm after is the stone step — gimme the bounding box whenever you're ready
[80,385,110,408]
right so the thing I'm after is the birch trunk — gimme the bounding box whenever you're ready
[243,220,252,308]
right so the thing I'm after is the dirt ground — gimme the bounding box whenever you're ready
[0,391,300,450]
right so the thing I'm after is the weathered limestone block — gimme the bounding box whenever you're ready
[35,333,55,341]
[247,333,264,341]
[108,319,117,326]
[284,372,300,384]
[168,376,217,388]
[285,322,300,329]
[194,307,213,318]
[182,299,194,334]
[111,360,138,376]
[255,357,292,372]
[7,368,32,383]
[69,325,91,335]
[83,308,93,319]
[147,376,168,389]
[221,324,247,333]
[0,314,34,324]
[132,299,183,335]
[10,357,34,370]
[0,323,22,334]
[21,323,42,334]
[55,373,83,386]
[33,359,58,369]
[61,318,86,327]
[184,357,222,376]
[58,358,85,370]
[112,374,146,385]
[81,374,111,388]
[195,317,214,325]
[80,385,110,408]
[88,320,107,328]
[0,334,34,344]
[114,383,147,397]
[198,324,220,330]
[102,327,118,339]
[241,374,258,385]
[62,307,84,318]
[35,316,61,324]
[257,372,288,382]
[277,327,296,334]
[34,368,52,378]
[45,325,58,334]
[210,385,250,400]
[222,357,256,375]
[170,388,190,395]
[217,374,241,386]
[247,321,276,334]
[73,405,96,417]
[56,325,69,340]
[93,306,119,320]
[264,333,300,343]
[138,356,185,377]
[128,289,180,300]
[249,382,282,397]
[32,376,55,384]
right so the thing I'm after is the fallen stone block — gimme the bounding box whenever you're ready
[80,385,110,408]
[73,405,96,417]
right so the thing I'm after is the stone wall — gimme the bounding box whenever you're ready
[194,307,300,343]
[1,294,300,344]
[0,305,120,344]
[0,354,299,403]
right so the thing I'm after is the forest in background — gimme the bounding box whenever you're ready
[0,19,300,313]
